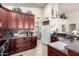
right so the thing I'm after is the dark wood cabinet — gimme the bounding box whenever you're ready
[29,15,34,29]
[8,39,16,54]
[17,14,24,29]
[8,36,37,55]
[1,8,10,29]
[31,37,37,48]
[0,8,1,21]
[0,6,35,30]
[9,13,34,29]
[23,15,29,29]
[24,37,31,49]
[16,38,31,51]
[0,8,1,19]
[9,12,18,29]
[16,38,24,51]
[51,35,59,43]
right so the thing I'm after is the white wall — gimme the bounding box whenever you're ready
[42,3,58,21]
[57,18,69,33]
[42,3,59,34]
[67,11,79,32]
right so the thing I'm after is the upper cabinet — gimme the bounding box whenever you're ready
[0,8,1,21]
[1,8,10,29]
[9,12,18,29]
[23,15,29,29]
[29,15,34,29]
[0,6,34,30]
[17,13,24,29]
[0,8,2,28]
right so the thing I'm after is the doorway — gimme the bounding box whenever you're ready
[35,22,42,40]
[69,24,76,33]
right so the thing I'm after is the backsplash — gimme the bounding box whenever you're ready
[0,29,34,38]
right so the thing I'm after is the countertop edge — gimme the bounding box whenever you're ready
[0,36,37,40]
[48,44,68,55]
[66,45,79,54]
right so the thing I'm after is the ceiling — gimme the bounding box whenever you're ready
[2,3,47,8]
[58,3,79,13]
[2,3,79,13]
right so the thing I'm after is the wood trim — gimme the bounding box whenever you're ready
[43,20,49,25]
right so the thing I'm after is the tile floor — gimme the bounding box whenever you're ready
[10,40,47,56]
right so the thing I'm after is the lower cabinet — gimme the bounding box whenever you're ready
[22,37,31,50]
[8,36,37,55]
[48,46,66,56]
[31,37,37,48]
[16,38,25,52]
[8,39,16,54]
[51,35,59,43]
[68,49,79,56]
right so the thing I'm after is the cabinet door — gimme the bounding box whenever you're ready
[16,38,24,51]
[0,8,1,20]
[1,8,9,29]
[0,8,2,28]
[31,37,37,48]
[9,39,16,53]
[9,12,18,29]
[24,37,31,49]
[29,15,34,29]
[17,14,24,29]
[7,11,10,29]
[23,15,29,29]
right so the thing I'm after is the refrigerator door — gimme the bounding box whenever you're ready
[41,25,50,45]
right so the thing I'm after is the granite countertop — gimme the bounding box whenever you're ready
[49,35,79,55]
[66,41,79,54]
[48,41,68,55]
[0,36,37,40]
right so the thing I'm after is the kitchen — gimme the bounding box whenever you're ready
[0,3,79,56]
[0,3,37,56]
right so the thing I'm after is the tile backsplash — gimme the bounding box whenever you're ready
[0,29,34,38]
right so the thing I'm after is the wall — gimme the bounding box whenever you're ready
[67,11,79,33]
[42,3,69,34]
[42,3,58,21]
[57,18,69,33]
[42,3,59,34]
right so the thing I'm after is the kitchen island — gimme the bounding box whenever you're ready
[66,41,79,56]
[48,41,68,56]
[48,37,79,56]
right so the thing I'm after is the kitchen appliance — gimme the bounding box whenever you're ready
[41,25,50,45]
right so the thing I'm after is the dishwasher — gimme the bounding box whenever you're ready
[0,40,9,56]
